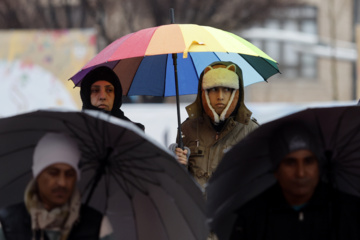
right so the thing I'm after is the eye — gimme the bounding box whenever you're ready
[305,157,317,165]
[282,158,296,166]
[106,88,114,93]
[209,88,217,92]
[91,88,99,93]
[47,169,59,176]
[65,170,76,178]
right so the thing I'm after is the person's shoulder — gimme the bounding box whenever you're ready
[181,117,198,128]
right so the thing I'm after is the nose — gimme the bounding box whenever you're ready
[99,89,106,99]
[57,174,66,187]
[296,162,305,177]
[217,90,224,100]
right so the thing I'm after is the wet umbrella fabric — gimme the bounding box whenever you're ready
[206,105,360,240]
[0,109,208,240]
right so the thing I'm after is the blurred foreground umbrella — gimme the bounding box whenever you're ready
[69,23,279,148]
[206,105,360,240]
[0,109,208,240]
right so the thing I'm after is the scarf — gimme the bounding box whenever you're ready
[24,180,81,240]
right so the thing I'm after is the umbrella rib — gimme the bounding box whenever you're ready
[110,170,137,198]
[0,170,32,190]
[57,115,101,159]
[118,173,150,195]
[111,152,166,172]
[238,53,278,81]
[0,144,35,158]
[121,57,144,97]
[110,139,160,162]
[112,128,141,150]
[188,52,203,78]
[81,163,100,173]
[333,171,360,195]
[103,168,111,211]
[162,54,169,97]
[82,172,100,202]
[335,142,360,164]
[111,166,152,196]
[111,167,162,187]
[84,114,107,155]
[323,108,357,151]
[333,128,360,161]
[144,195,171,239]
[113,163,165,173]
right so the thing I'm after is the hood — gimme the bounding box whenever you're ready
[185,61,252,125]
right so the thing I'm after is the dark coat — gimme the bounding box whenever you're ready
[230,183,360,240]
[0,202,103,240]
[80,66,145,131]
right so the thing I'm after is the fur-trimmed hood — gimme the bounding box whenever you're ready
[185,61,253,125]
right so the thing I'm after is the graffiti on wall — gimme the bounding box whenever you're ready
[0,29,96,117]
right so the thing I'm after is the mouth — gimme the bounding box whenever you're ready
[97,104,108,109]
[52,191,69,199]
[293,180,310,187]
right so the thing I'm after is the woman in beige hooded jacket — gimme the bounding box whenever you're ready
[175,61,259,188]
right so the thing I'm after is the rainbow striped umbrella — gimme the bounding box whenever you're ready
[70,24,279,97]
[70,24,279,148]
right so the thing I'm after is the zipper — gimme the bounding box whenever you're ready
[299,211,304,221]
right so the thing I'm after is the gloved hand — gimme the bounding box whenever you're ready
[168,143,191,166]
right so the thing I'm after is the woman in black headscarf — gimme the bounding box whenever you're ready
[80,66,145,131]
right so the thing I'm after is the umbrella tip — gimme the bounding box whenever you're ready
[169,8,175,24]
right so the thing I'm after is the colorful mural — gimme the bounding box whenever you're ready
[0,29,97,117]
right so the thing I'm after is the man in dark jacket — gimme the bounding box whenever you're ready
[0,133,113,240]
[80,66,144,131]
[230,123,360,240]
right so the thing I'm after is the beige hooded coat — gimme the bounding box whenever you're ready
[178,61,259,188]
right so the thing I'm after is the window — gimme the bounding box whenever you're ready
[245,5,318,79]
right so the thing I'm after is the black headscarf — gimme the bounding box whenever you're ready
[80,66,145,131]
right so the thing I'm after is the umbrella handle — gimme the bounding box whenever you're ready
[172,52,184,150]
[170,8,175,24]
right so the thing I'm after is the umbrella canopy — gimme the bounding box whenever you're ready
[0,109,208,240]
[206,105,360,240]
[69,23,279,97]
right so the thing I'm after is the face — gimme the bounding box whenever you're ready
[274,149,319,205]
[36,163,77,210]
[90,80,115,111]
[207,87,233,115]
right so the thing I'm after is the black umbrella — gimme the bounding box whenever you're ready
[206,105,360,240]
[0,109,208,240]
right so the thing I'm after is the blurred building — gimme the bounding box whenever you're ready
[241,0,359,102]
